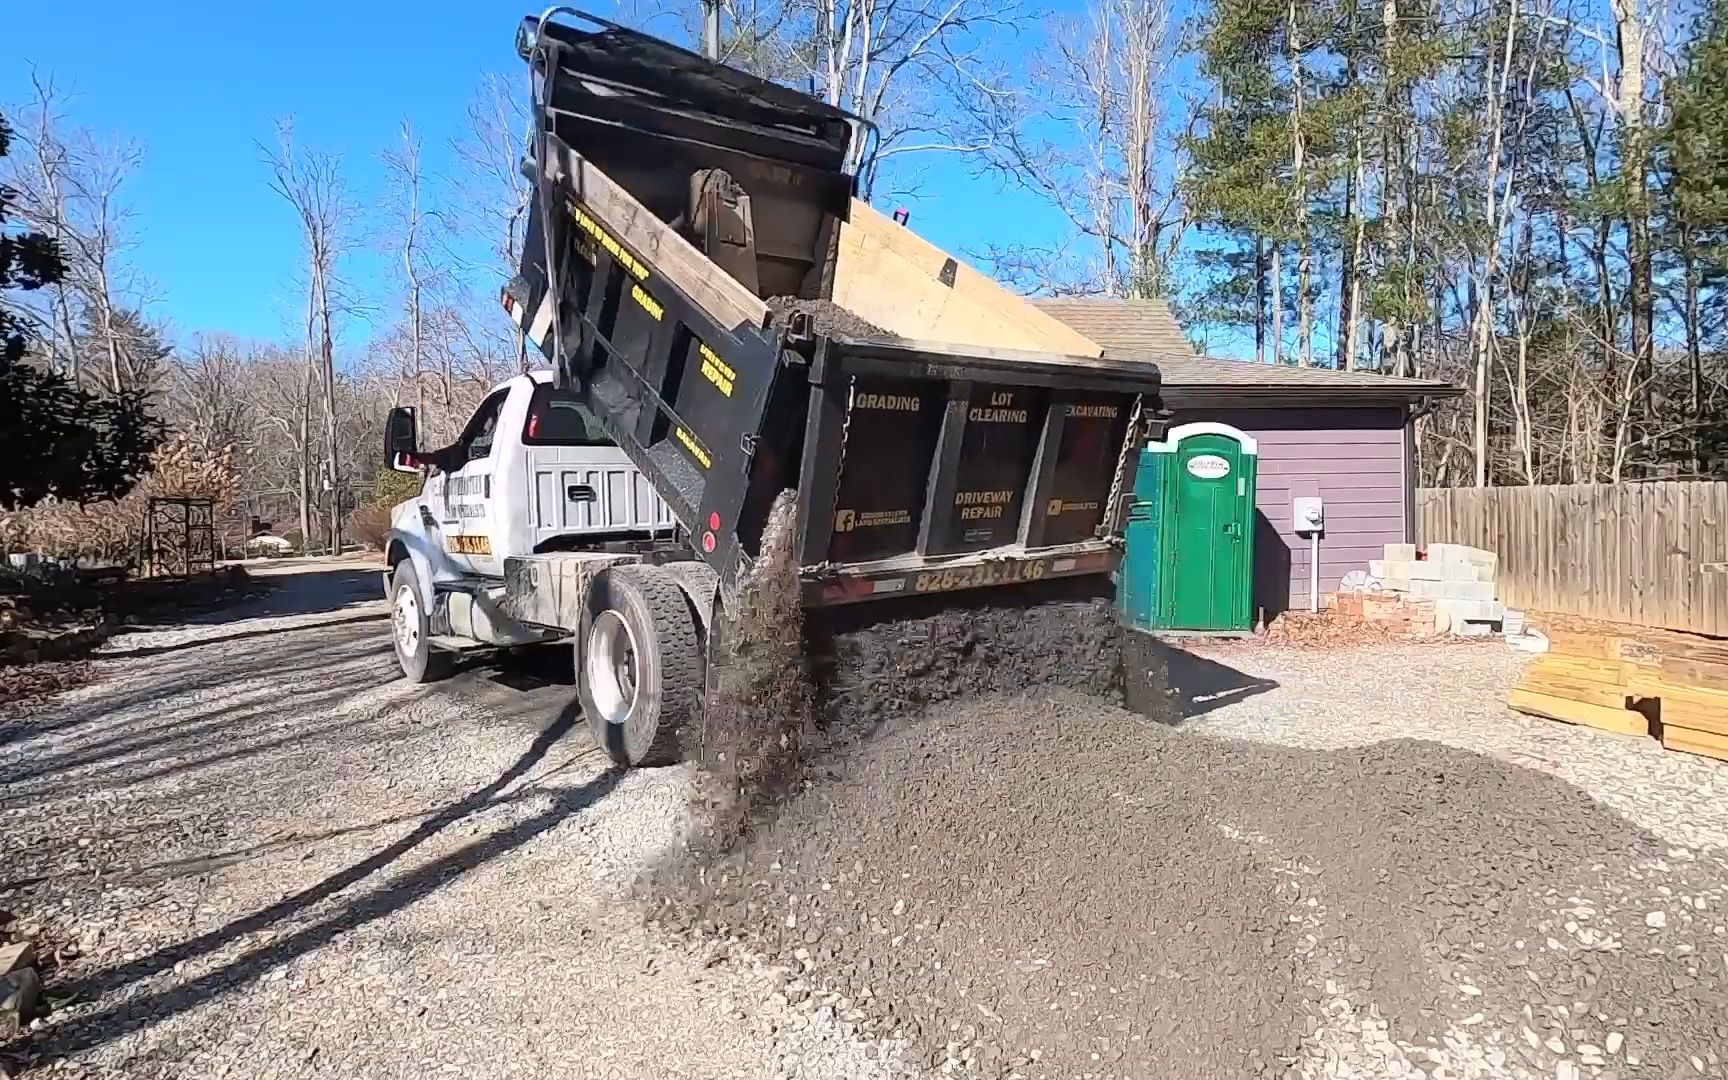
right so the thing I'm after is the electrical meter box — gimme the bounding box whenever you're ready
[1293,496,1324,535]
[1119,422,1259,633]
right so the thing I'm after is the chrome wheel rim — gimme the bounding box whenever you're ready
[586,610,639,725]
[393,583,421,655]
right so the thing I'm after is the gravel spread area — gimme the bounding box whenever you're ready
[5,567,1727,1080]
[656,683,1728,1080]
[0,563,898,1079]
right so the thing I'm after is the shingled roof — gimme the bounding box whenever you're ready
[1028,296,1460,400]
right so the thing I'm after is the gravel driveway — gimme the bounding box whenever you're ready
[0,561,895,1079]
[2,566,1725,1080]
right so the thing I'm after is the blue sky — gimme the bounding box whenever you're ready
[3,1,1069,352]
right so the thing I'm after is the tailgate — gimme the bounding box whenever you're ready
[793,337,1163,600]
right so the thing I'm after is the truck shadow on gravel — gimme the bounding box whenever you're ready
[42,704,622,1061]
[1165,646,1279,720]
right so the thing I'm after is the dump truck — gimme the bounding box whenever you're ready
[381,9,1173,767]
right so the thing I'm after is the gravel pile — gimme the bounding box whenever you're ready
[809,580,1141,736]
[652,689,1728,1080]
[767,297,898,341]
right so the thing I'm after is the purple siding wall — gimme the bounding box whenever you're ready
[1178,407,1411,618]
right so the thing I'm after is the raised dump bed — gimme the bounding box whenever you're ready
[508,10,1165,606]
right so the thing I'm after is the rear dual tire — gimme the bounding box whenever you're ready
[579,565,705,768]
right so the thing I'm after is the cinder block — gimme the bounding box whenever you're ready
[1454,619,1495,638]
[1370,559,1418,580]
[1436,597,1504,625]
[1410,561,1445,581]
[1436,580,1496,602]
[1384,543,1417,561]
[1474,565,1497,583]
[1379,578,1413,593]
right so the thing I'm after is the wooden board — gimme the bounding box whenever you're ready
[1508,689,1650,737]
[1661,725,1728,763]
[1523,655,1631,686]
[1626,675,1728,735]
[1663,656,1728,695]
[831,200,1106,356]
[558,146,772,337]
[1515,670,1632,709]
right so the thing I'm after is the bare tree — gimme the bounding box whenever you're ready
[381,121,434,418]
[2,72,159,393]
[964,0,1186,296]
[167,335,253,456]
[264,121,353,555]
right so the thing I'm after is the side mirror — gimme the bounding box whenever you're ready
[385,406,423,474]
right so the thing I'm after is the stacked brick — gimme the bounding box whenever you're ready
[1326,589,1439,640]
[1365,542,1505,636]
[1326,542,1505,638]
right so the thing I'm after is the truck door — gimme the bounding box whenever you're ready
[441,388,510,576]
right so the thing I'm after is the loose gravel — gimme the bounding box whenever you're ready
[7,567,1728,1080]
[0,561,899,1079]
[767,297,898,341]
[654,643,1728,1080]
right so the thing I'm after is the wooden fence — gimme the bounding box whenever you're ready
[1416,482,1728,636]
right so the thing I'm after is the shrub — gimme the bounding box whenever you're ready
[374,469,422,508]
[0,436,240,564]
[349,502,393,552]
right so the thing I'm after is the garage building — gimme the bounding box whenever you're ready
[1031,297,1462,621]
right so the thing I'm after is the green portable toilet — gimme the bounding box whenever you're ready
[1119,423,1258,633]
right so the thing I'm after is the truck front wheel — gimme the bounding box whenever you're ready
[579,565,704,768]
[390,560,452,684]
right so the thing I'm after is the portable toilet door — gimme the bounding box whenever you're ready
[1146,422,1258,632]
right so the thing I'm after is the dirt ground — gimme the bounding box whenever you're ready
[3,566,1727,1079]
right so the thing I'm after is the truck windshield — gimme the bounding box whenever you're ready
[522,384,614,447]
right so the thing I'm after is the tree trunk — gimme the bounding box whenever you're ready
[298,383,312,550]
[1682,221,1704,474]
[1288,0,1311,367]
[1270,244,1285,365]
[1611,0,1652,473]
[1341,123,1366,371]
[1255,235,1268,365]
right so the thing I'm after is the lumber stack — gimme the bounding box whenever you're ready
[1508,628,1728,760]
[1509,645,1650,738]
[1633,654,1728,763]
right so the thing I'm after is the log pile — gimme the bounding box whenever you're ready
[1509,627,1728,761]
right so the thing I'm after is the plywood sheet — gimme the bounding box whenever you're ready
[831,200,1104,357]
[1508,689,1650,737]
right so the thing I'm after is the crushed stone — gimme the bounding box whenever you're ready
[766,297,897,341]
[650,689,1728,1080]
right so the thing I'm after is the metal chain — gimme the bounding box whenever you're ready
[816,376,858,570]
[1101,393,1145,540]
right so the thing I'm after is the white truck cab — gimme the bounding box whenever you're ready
[382,371,686,684]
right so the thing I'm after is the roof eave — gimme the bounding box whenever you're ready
[1162,384,1465,407]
